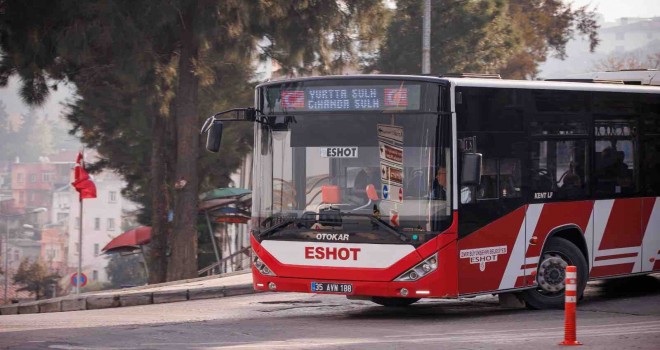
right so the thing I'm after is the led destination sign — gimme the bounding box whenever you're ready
[278,85,421,112]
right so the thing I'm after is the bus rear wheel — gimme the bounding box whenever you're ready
[522,237,588,310]
[370,297,420,307]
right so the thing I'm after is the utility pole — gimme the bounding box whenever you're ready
[3,218,8,303]
[422,0,431,74]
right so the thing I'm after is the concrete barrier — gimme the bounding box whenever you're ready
[0,304,18,315]
[61,297,86,312]
[86,294,120,310]
[119,293,153,307]
[0,271,253,315]
[153,290,188,304]
[39,299,62,313]
[188,286,226,300]
[223,285,256,297]
[17,301,40,314]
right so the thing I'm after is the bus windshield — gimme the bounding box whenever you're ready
[252,112,452,245]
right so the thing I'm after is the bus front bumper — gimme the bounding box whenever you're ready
[251,268,451,298]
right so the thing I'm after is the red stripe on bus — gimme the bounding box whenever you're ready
[594,252,639,261]
[590,263,635,276]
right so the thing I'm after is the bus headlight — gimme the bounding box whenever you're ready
[252,250,276,276]
[394,253,438,282]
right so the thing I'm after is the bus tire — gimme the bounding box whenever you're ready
[522,237,588,310]
[370,297,420,307]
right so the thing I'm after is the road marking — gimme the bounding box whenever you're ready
[138,321,660,349]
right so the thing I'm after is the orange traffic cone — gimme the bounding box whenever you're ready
[559,265,582,346]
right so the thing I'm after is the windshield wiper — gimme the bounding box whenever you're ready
[338,213,408,243]
[258,219,296,239]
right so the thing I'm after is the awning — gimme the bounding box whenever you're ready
[102,226,151,253]
[198,187,251,214]
[199,188,251,201]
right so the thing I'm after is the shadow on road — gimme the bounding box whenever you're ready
[585,274,660,300]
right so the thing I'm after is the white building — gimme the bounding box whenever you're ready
[59,170,138,285]
[539,16,660,79]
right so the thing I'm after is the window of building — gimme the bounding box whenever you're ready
[109,191,117,203]
[107,218,115,231]
[46,248,57,260]
[94,218,101,230]
[57,212,68,223]
[42,172,53,182]
[92,270,98,281]
[18,191,25,204]
[17,173,24,183]
[29,174,37,183]
[94,244,99,256]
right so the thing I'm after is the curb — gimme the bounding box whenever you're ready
[1,273,256,316]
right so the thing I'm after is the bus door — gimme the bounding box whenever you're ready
[456,87,527,294]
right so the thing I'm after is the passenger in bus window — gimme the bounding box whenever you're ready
[597,147,631,194]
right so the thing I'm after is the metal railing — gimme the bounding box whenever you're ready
[198,246,251,277]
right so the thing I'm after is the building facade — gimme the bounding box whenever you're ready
[64,170,137,285]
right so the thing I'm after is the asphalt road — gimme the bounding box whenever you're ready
[1,275,659,350]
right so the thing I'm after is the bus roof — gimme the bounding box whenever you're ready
[257,74,660,94]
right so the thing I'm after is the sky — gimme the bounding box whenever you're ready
[1,0,659,122]
[568,0,660,22]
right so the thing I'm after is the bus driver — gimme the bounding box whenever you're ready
[432,166,472,204]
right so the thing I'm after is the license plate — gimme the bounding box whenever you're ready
[311,282,353,294]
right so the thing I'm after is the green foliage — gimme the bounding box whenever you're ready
[373,0,600,79]
[12,259,61,300]
[106,254,147,288]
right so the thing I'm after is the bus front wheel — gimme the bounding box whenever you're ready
[370,297,420,307]
[522,237,588,309]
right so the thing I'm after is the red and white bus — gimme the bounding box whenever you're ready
[204,72,660,308]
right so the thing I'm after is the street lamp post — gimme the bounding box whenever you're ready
[2,207,47,304]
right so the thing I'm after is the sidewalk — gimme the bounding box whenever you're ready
[0,271,255,315]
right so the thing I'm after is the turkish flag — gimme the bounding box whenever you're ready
[72,152,97,200]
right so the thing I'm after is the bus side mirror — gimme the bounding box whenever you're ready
[206,120,224,153]
[461,153,482,186]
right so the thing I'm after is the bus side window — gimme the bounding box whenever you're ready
[594,141,635,196]
[530,140,588,199]
[594,118,637,196]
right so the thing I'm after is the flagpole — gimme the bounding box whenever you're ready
[72,148,95,294]
[77,196,83,294]
[76,147,84,295]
